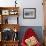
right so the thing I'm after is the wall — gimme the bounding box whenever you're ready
[18,0,44,26]
[0,0,44,26]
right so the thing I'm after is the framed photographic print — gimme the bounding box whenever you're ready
[23,8,36,19]
[2,10,9,15]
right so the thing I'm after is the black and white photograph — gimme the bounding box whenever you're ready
[23,8,36,19]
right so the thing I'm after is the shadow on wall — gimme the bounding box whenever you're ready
[18,26,44,44]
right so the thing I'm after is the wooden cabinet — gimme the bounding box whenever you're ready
[2,41,19,46]
[0,7,19,24]
[0,40,19,46]
[0,7,20,46]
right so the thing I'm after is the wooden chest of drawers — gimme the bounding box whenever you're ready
[0,40,19,46]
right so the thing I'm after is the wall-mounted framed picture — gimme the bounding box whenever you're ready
[23,8,36,19]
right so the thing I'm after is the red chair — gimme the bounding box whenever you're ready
[21,28,41,46]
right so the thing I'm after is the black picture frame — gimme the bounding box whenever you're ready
[23,8,36,19]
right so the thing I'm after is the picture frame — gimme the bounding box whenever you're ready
[23,8,36,19]
[2,10,9,15]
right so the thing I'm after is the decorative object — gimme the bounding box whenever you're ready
[14,28,17,32]
[25,36,38,46]
[9,10,18,15]
[23,8,36,19]
[2,10,9,15]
